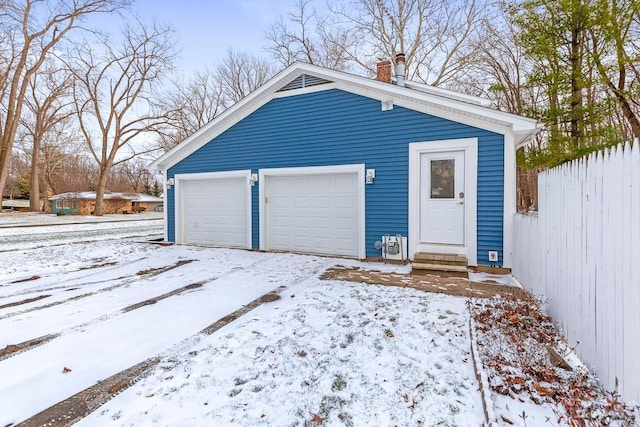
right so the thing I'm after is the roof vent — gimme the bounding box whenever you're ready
[278,74,332,92]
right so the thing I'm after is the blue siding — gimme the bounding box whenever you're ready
[168,89,505,265]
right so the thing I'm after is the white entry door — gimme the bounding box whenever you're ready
[420,150,465,245]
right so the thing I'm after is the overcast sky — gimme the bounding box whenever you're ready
[124,0,301,73]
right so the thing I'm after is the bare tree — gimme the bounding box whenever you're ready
[0,0,128,198]
[266,0,352,70]
[464,11,541,115]
[216,49,274,104]
[112,158,153,192]
[40,126,82,203]
[21,62,74,211]
[69,21,175,215]
[589,0,640,140]
[158,68,226,150]
[323,0,485,85]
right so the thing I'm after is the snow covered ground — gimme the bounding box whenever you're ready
[0,211,163,227]
[0,216,487,426]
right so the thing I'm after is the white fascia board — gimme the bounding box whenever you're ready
[514,125,544,148]
[293,63,539,136]
[150,61,541,171]
[334,81,514,136]
[403,80,492,107]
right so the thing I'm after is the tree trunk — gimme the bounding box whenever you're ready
[570,26,583,147]
[94,168,110,216]
[29,142,42,212]
[0,144,13,200]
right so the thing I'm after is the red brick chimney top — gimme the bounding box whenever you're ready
[376,60,391,83]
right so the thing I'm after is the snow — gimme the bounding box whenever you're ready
[0,217,486,426]
[78,283,484,427]
[7,215,626,426]
[468,271,522,288]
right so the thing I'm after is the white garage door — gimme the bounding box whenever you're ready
[265,171,361,257]
[179,174,250,248]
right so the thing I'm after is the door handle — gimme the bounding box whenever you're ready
[458,200,464,205]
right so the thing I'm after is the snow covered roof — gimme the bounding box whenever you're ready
[49,192,162,202]
[1,199,30,208]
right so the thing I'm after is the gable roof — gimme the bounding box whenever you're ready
[150,62,541,172]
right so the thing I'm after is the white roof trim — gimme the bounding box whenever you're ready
[401,79,492,107]
[150,62,540,172]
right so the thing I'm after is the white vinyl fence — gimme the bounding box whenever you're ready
[512,142,640,403]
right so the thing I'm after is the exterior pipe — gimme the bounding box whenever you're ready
[396,53,406,87]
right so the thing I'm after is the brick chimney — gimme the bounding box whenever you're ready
[376,60,391,83]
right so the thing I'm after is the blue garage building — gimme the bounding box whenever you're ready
[150,61,540,267]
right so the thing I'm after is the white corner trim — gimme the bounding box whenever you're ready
[502,132,516,268]
[408,139,478,266]
[259,164,366,259]
[173,170,252,249]
[163,169,168,242]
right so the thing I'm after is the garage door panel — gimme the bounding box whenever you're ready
[266,171,361,257]
[180,176,249,248]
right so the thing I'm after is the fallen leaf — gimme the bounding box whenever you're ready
[402,393,409,402]
[501,415,514,424]
[534,382,555,397]
[507,314,519,324]
[311,413,324,424]
[507,376,525,385]
[62,367,72,373]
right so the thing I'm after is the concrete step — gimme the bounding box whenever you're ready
[412,252,468,278]
[413,252,467,266]
[411,262,468,273]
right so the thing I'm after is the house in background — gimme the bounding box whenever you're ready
[150,59,540,269]
[49,192,162,215]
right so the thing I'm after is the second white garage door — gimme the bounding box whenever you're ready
[178,171,251,248]
[263,167,363,257]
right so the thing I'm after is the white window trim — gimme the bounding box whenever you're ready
[173,170,252,248]
[259,164,366,259]
[408,139,478,266]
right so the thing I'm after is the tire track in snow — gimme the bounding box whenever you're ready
[0,229,161,254]
[0,281,206,363]
[12,257,330,427]
[0,260,195,321]
[0,255,289,361]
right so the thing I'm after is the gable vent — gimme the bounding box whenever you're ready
[278,74,332,92]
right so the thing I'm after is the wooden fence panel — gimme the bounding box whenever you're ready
[512,142,640,402]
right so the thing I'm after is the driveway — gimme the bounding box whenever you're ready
[0,219,485,426]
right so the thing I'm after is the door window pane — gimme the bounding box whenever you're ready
[430,159,455,199]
